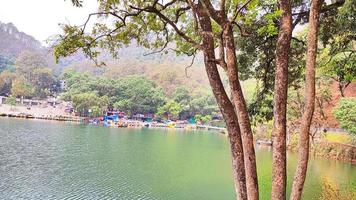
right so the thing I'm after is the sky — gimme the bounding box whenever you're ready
[0,0,98,45]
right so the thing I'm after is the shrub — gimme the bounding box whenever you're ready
[319,179,356,200]
[325,133,350,144]
[333,98,356,135]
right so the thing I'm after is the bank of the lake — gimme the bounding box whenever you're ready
[0,118,355,200]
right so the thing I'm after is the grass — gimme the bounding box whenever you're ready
[324,132,350,144]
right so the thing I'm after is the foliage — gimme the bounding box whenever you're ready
[156,100,182,120]
[189,91,219,116]
[71,92,108,117]
[319,179,356,200]
[90,105,102,118]
[60,69,219,118]
[318,0,356,96]
[0,70,15,95]
[15,50,49,73]
[333,98,356,135]
[0,49,57,98]
[287,77,333,135]
[113,76,165,115]
[11,76,34,98]
[5,95,16,106]
[195,114,212,124]
[172,86,190,105]
[324,133,350,144]
[0,55,14,73]
[31,68,56,97]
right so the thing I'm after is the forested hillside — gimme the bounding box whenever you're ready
[0,22,220,120]
[0,21,212,94]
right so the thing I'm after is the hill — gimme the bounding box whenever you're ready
[0,21,212,95]
[0,22,43,59]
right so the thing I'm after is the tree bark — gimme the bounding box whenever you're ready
[224,24,259,200]
[290,0,321,199]
[197,6,248,200]
[271,0,292,199]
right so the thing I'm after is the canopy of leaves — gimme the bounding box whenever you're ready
[72,92,109,117]
[318,0,356,85]
[113,75,165,115]
[156,100,183,120]
[5,95,16,106]
[11,76,34,98]
[333,98,356,135]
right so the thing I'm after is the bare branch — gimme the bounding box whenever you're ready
[232,22,250,37]
[129,4,203,49]
[185,53,197,78]
[143,27,170,56]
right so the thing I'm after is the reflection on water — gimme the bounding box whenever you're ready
[0,118,355,200]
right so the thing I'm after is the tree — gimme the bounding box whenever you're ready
[290,0,322,199]
[195,114,212,124]
[189,91,219,116]
[271,0,292,199]
[54,1,255,198]
[0,70,15,96]
[113,76,165,115]
[333,98,356,135]
[172,87,191,105]
[318,0,355,97]
[11,76,34,98]
[90,105,102,118]
[156,100,183,120]
[287,78,332,143]
[15,50,50,80]
[31,68,56,98]
[53,0,346,199]
[5,95,16,110]
[71,92,108,117]
[0,55,14,73]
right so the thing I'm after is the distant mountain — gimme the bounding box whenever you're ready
[0,22,44,59]
[0,21,213,94]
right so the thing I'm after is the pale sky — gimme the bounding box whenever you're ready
[0,0,98,45]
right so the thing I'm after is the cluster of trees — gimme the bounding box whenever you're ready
[0,51,57,98]
[53,0,355,199]
[61,70,218,120]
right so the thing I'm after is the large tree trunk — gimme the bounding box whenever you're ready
[290,0,321,199]
[197,6,248,200]
[224,25,259,200]
[271,0,292,199]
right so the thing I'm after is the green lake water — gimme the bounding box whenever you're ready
[0,118,355,199]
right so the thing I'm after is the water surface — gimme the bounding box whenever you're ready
[0,118,355,199]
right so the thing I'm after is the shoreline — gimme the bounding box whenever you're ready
[2,104,354,165]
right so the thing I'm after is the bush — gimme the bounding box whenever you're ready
[319,179,356,200]
[333,98,356,135]
[5,96,16,106]
[325,133,350,144]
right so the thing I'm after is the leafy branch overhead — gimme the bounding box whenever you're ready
[54,0,351,123]
[55,0,269,64]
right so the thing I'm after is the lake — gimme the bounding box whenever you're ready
[0,118,355,199]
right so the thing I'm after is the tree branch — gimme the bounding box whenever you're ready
[231,0,253,22]
[129,4,203,50]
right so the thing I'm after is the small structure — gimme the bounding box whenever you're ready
[103,111,120,126]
